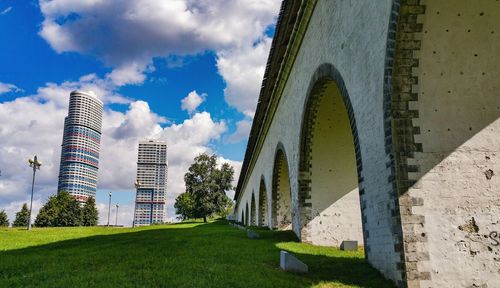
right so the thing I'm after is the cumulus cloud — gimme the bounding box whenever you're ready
[106,62,153,87]
[38,0,279,65]
[181,90,206,114]
[0,82,22,95]
[226,119,253,144]
[217,37,272,117]
[37,0,281,116]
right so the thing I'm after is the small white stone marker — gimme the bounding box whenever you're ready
[340,240,358,251]
[280,251,308,273]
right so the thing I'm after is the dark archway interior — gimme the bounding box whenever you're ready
[258,179,268,226]
[245,203,249,226]
[271,149,292,230]
[250,193,256,226]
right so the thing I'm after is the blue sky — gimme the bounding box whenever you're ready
[0,0,280,225]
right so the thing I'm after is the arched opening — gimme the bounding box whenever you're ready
[241,210,244,225]
[299,74,363,247]
[271,147,292,230]
[250,192,256,226]
[258,178,268,226]
[245,202,249,226]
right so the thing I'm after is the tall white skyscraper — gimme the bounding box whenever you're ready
[134,140,168,226]
[57,90,103,202]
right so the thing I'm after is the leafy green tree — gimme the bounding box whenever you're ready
[35,195,59,227]
[174,192,195,220]
[13,203,30,227]
[183,153,234,222]
[0,210,9,227]
[35,191,82,227]
[82,197,98,226]
[55,192,82,226]
[217,201,234,219]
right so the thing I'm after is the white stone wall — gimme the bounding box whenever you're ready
[236,0,400,283]
[407,1,500,287]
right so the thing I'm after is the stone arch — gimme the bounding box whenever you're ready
[298,63,364,248]
[387,1,500,287]
[241,209,244,225]
[271,144,293,230]
[258,176,268,227]
[250,192,256,226]
[245,202,249,226]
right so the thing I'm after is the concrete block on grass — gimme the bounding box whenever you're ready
[340,240,358,251]
[280,251,308,273]
[247,229,260,239]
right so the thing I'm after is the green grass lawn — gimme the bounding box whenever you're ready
[0,220,394,288]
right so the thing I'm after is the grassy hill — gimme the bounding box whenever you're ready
[0,220,394,288]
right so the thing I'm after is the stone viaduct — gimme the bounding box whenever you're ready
[233,0,500,287]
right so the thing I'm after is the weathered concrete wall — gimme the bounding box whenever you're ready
[236,0,400,282]
[398,1,500,287]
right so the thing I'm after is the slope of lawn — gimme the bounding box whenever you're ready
[0,220,394,288]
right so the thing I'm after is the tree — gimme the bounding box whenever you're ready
[218,201,234,219]
[183,153,234,222]
[82,197,98,226]
[174,192,195,220]
[35,195,59,227]
[13,203,30,227]
[35,191,83,227]
[0,210,9,227]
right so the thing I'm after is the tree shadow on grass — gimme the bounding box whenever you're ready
[0,220,394,288]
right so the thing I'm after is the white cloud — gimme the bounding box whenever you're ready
[106,62,153,87]
[181,90,206,114]
[216,37,272,117]
[0,82,22,95]
[37,0,281,116]
[0,6,12,16]
[38,0,279,65]
[226,119,252,144]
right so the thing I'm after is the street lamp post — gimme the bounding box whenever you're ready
[133,180,141,228]
[28,155,42,231]
[115,204,119,226]
[107,192,112,226]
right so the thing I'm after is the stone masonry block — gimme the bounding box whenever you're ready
[280,251,308,273]
[340,240,358,251]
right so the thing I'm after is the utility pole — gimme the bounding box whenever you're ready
[107,192,112,226]
[28,156,42,231]
[133,180,141,228]
[115,204,119,226]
